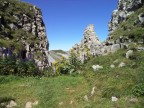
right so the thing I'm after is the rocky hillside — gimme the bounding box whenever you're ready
[108,0,144,40]
[0,0,49,69]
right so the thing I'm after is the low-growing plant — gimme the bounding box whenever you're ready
[0,57,38,76]
[132,83,144,96]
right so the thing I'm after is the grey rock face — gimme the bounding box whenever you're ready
[22,6,50,68]
[111,44,121,52]
[72,24,102,62]
[138,13,144,23]
[126,50,134,59]
[109,0,144,33]
[82,24,101,46]
[9,23,17,30]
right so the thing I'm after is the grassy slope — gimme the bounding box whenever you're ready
[0,49,144,108]
[83,49,144,108]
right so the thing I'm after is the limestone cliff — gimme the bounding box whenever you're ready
[0,0,49,69]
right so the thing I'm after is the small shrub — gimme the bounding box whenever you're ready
[43,67,55,77]
[0,57,38,76]
[132,83,144,96]
[102,86,121,98]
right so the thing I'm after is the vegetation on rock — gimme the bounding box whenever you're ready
[110,6,144,42]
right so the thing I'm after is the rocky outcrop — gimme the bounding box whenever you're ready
[109,0,144,33]
[71,24,128,62]
[0,0,49,69]
[72,24,102,62]
[102,0,144,55]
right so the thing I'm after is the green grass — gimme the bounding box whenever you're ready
[82,49,144,108]
[0,75,89,108]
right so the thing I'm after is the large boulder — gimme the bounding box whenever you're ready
[126,50,134,59]
[92,65,103,71]
[111,44,121,52]
[6,100,17,108]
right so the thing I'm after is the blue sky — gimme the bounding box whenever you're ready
[22,0,118,51]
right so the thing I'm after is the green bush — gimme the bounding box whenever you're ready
[0,57,38,76]
[0,57,16,75]
[42,66,55,77]
[132,83,144,96]
[69,50,83,72]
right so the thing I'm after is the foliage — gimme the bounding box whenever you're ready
[81,49,144,107]
[0,0,35,19]
[53,59,71,75]
[52,50,83,75]
[42,66,55,77]
[0,57,16,75]
[132,83,144,96]
[0,57,38,76]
